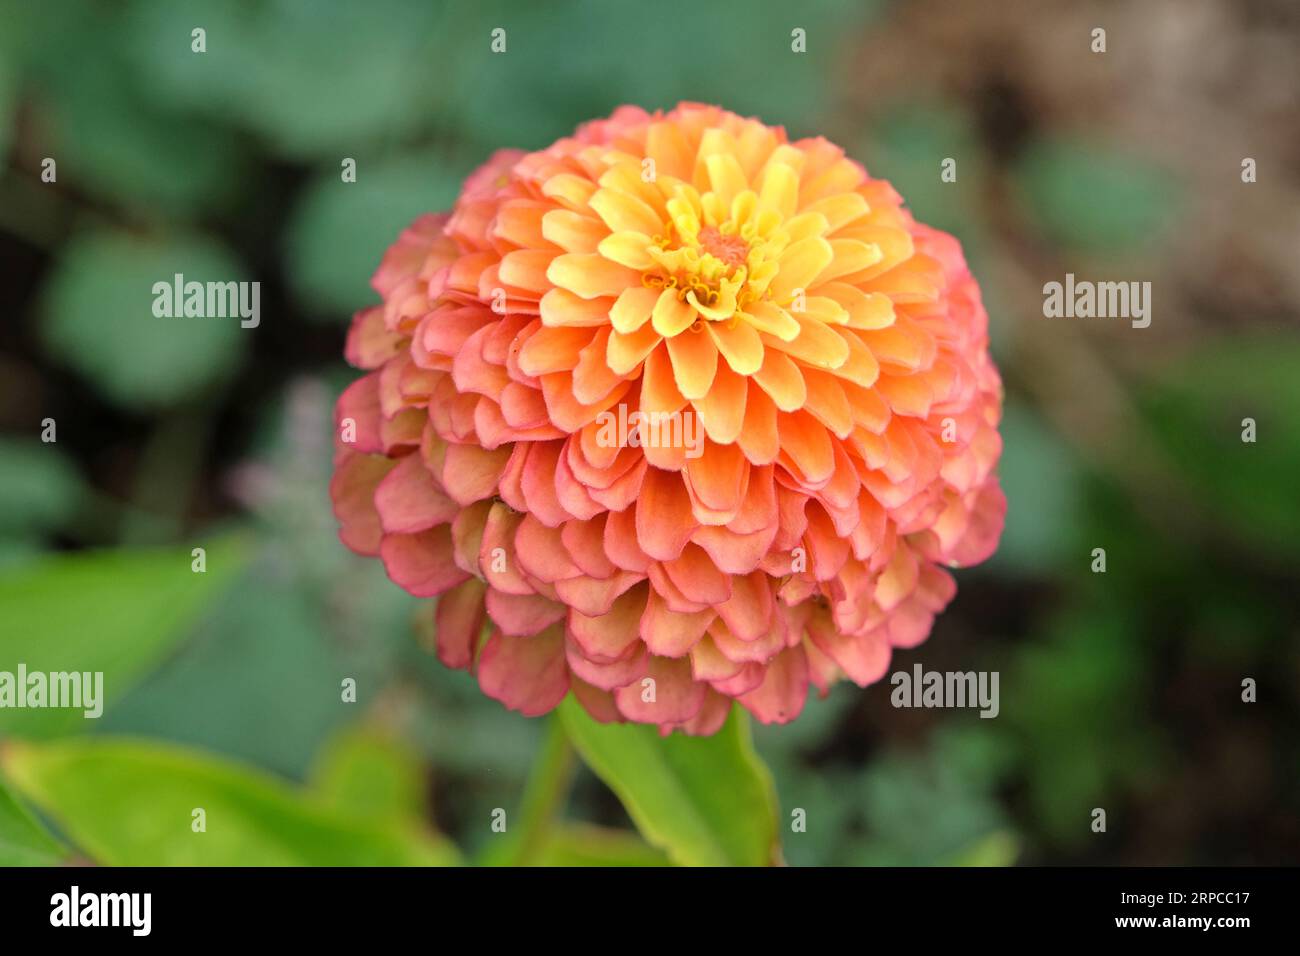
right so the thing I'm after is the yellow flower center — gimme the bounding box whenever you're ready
[639,185,789,328]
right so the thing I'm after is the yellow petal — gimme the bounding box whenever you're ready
[707,320,764,376]
[541,209,608,253]
[802,192,870,232]
[757,161,799,219]
[782,211,830,244]
[705,153,750,209]
[541,173,597,211]
[801,295,849,325]
[687,284,738,322]
[769,237,833,301]
[651,288,698,337]
[764,314,849,370]
[609,286,660,334]
[589,187,663,236]
[816,239,883,283]
[597,231,655,270]
[739,300,800,341]
[546,253,640,299]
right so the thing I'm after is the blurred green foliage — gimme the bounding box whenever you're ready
[41,232,249,409]
[3,736,460,866]
[561,699,779,866]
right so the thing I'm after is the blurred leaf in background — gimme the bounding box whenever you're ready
[0,775,65,866]
[1003,602,1162,849]
[16,0,246,218]
[1,737,459,866]
[124,0,449,161]
[0,438,88,541]
[1139,336,1300,564]
[987,401,1085,576]
[39,232,249,411]
[1016,137,1180,254]
[286,156,465,317]
[310,723,428,825]
[0,536,250,738]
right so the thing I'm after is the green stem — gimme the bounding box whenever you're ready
[479,714,575,866]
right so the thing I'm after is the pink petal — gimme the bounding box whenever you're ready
[738,646,809,724]
[433,578,487,670]
[380,525,471,597]
[374,452,459,534]
[614,655,706,724]
[478,625,570,717]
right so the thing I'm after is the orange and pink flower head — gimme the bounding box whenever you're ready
[331,103,1005,734]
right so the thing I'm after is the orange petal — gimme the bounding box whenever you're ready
[636,467,697,561]
[665,326,718,400]
[707,319,763,375]
[735,384,779,465]
[640,588,715,657]
[662,543,732,606]
[777,409,835,485]
[331,453,397,555]
[610,286,659,334]
[539,288,614,328]
[693,361,747,445]
[517,324,594,376]
[547,253,639,299]
[684,441,748,520]
[541,209,608,253]
[374,452,458,534]
[753,348,806,412]
[606,324,662,376]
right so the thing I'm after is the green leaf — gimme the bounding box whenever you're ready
[945,830,1020,867]
[559,698,780,866]
[12,2,245,218]
[285,156,464,317]
[531,824,671,867]
[40,232,248,410]
[1,737,459,866]
[1017,137,1180,252]
[1139,336,1300,561]
[0,438,87,536]
[0,537,250,737]
[986,401,1083,575]
[126,0,449,160]
[863,104,985,238]
[309,724,427,825]
[0,774,65,866]
[99,565,356,777]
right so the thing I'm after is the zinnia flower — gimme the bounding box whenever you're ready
[331,103,1005,734]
